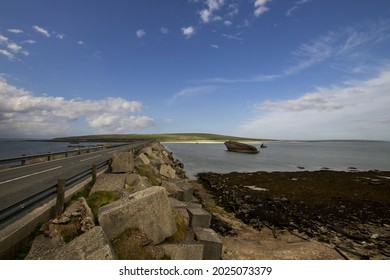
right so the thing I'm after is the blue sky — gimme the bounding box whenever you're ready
[1,0,390,140]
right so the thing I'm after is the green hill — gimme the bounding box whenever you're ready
[51,133,267,142]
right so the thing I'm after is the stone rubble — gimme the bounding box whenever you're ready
[26,141,222,260]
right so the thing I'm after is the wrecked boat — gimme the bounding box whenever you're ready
[224,140,260,154]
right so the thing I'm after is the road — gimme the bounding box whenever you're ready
[0,141,149,212]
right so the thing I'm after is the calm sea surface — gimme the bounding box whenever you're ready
[163,141,390,179]
[0,139,109,159]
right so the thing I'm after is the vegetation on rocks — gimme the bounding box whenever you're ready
[86,191,119,223]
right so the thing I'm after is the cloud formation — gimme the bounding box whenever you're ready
[239,69,390,140]
[199,0,225,23]
[167,86,216,105]
[0,78,155,137]
[181,26,195,38]
[136,29,146,38]
[33,25,51,37]
[254,0,271,17]
[0,34,28,59]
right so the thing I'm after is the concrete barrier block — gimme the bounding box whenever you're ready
[187,208,211,228]
[160,243,204,260]
[193,227,222,260]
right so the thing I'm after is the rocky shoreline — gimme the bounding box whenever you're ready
[197,170,390,260]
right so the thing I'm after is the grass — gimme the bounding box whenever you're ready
[86,191,119,223]
[15,222,43,260]
[166,210,190,242]
[51,133,268,143]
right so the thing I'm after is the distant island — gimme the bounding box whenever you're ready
[51,133,269,143]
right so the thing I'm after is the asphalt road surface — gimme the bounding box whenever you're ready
[0,141,149,212]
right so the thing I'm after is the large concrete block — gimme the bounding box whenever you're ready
[134,153,150,166]
[98,186,176,244]
[26,226,115,260]
[90,174,126,194]
[125,173,151,194]
[162,181,184,200]
[187,208,211,228]
[168,197,202,210]
[111,151,134,173]
[175,181,194,201]
[193,227,222,260]
[161,243,204,260]
[160,164,176,179]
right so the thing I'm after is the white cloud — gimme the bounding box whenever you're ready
[199,0,225,23]
[287,0,312,16]
[56,34,65,39]
[160,27,169,34]
[23,40,36,44]
[224,20,232,26]
[7,43,22,53]
[239,69,390,140]
[181,26,195,38]
[254,0,271,17]
[136,29,146,38]
[7,29,23,34]
[0,78,155,137]
[285,20,390,75]
[167,86,216,105]
[77,41,85,45]
[210,44,220,49]
[33,25,51,37]
[0,35,9,44]
[0,49,15,60]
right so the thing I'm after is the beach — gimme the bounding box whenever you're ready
[193,170,390,260]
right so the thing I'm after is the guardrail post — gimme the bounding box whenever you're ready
[55,179,66,217]
[47,152,52,161]
[92,165,97,184]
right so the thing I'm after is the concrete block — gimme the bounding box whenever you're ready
[160,164,176,179]
[98,186,176,244]
[193,227,222,260]
[111,151,134,173]
[160,243,204,260]
[187,208,211,228]
[134,153,150,166]
[90,174,126,194]
[176,181,194,201]
[162,181,184,200]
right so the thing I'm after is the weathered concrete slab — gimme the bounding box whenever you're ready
[98,186,176,244]
[161,243,204,260]
[187,208,211,228]
[125,173,151,193]
[90,174,126,194]
[169,197,202,210]
[175,180,194,201]
[134,153,150,166]
[111,151,134,173]
[193,227,222,260]
[138,147,154,157]
[26,226,115,260]
[162,181,184,200]
[160,164,176,179]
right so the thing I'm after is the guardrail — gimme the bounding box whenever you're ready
[0,143,129,167]
[0,140,153,227]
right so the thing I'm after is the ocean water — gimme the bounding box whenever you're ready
[0,139,109,159]
[163,141,390,179]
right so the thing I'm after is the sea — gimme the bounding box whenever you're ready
[163,141,390,179]
[0,139,110,159]
[1,139,389,179]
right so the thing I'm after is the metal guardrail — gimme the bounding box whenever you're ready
[0,140,154,226]
[0,143,129,167]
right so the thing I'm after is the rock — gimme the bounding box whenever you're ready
[90,174,127,194]
[111,151,134,173]
[162,181,184,200]
[160,243,204,260]
[98,186,177,244]
[138,147,154,157]
[26,227,115,260]
[175,180,194,201]
[134,153,150,166]
[160,164,176,179]
[125,173,151,193]
[193,227,223,260]
[187,208,211,228]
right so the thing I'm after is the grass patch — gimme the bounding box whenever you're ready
[86,191,119,223]
[167,210,190,242]
[135,166,160,186]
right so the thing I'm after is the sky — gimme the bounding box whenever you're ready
[1,0,390,140]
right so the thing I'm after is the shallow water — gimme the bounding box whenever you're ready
[163,141,390,179]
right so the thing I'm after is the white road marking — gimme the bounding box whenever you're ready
[80,155,102,162]
[0,166,63,185]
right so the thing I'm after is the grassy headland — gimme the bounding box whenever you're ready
[51,133,268,143]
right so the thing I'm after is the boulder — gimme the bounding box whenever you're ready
[161,181,184,200]
[111,151,134,173]
[160,164,176,179]
[160,243,204,260]
[26,226,115,260]
[193,227,223,260]
[138,147,154,157]
[124,173,151,193]
[90,174,127,194]
[134,153,150,166]
[98,186,177,244]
